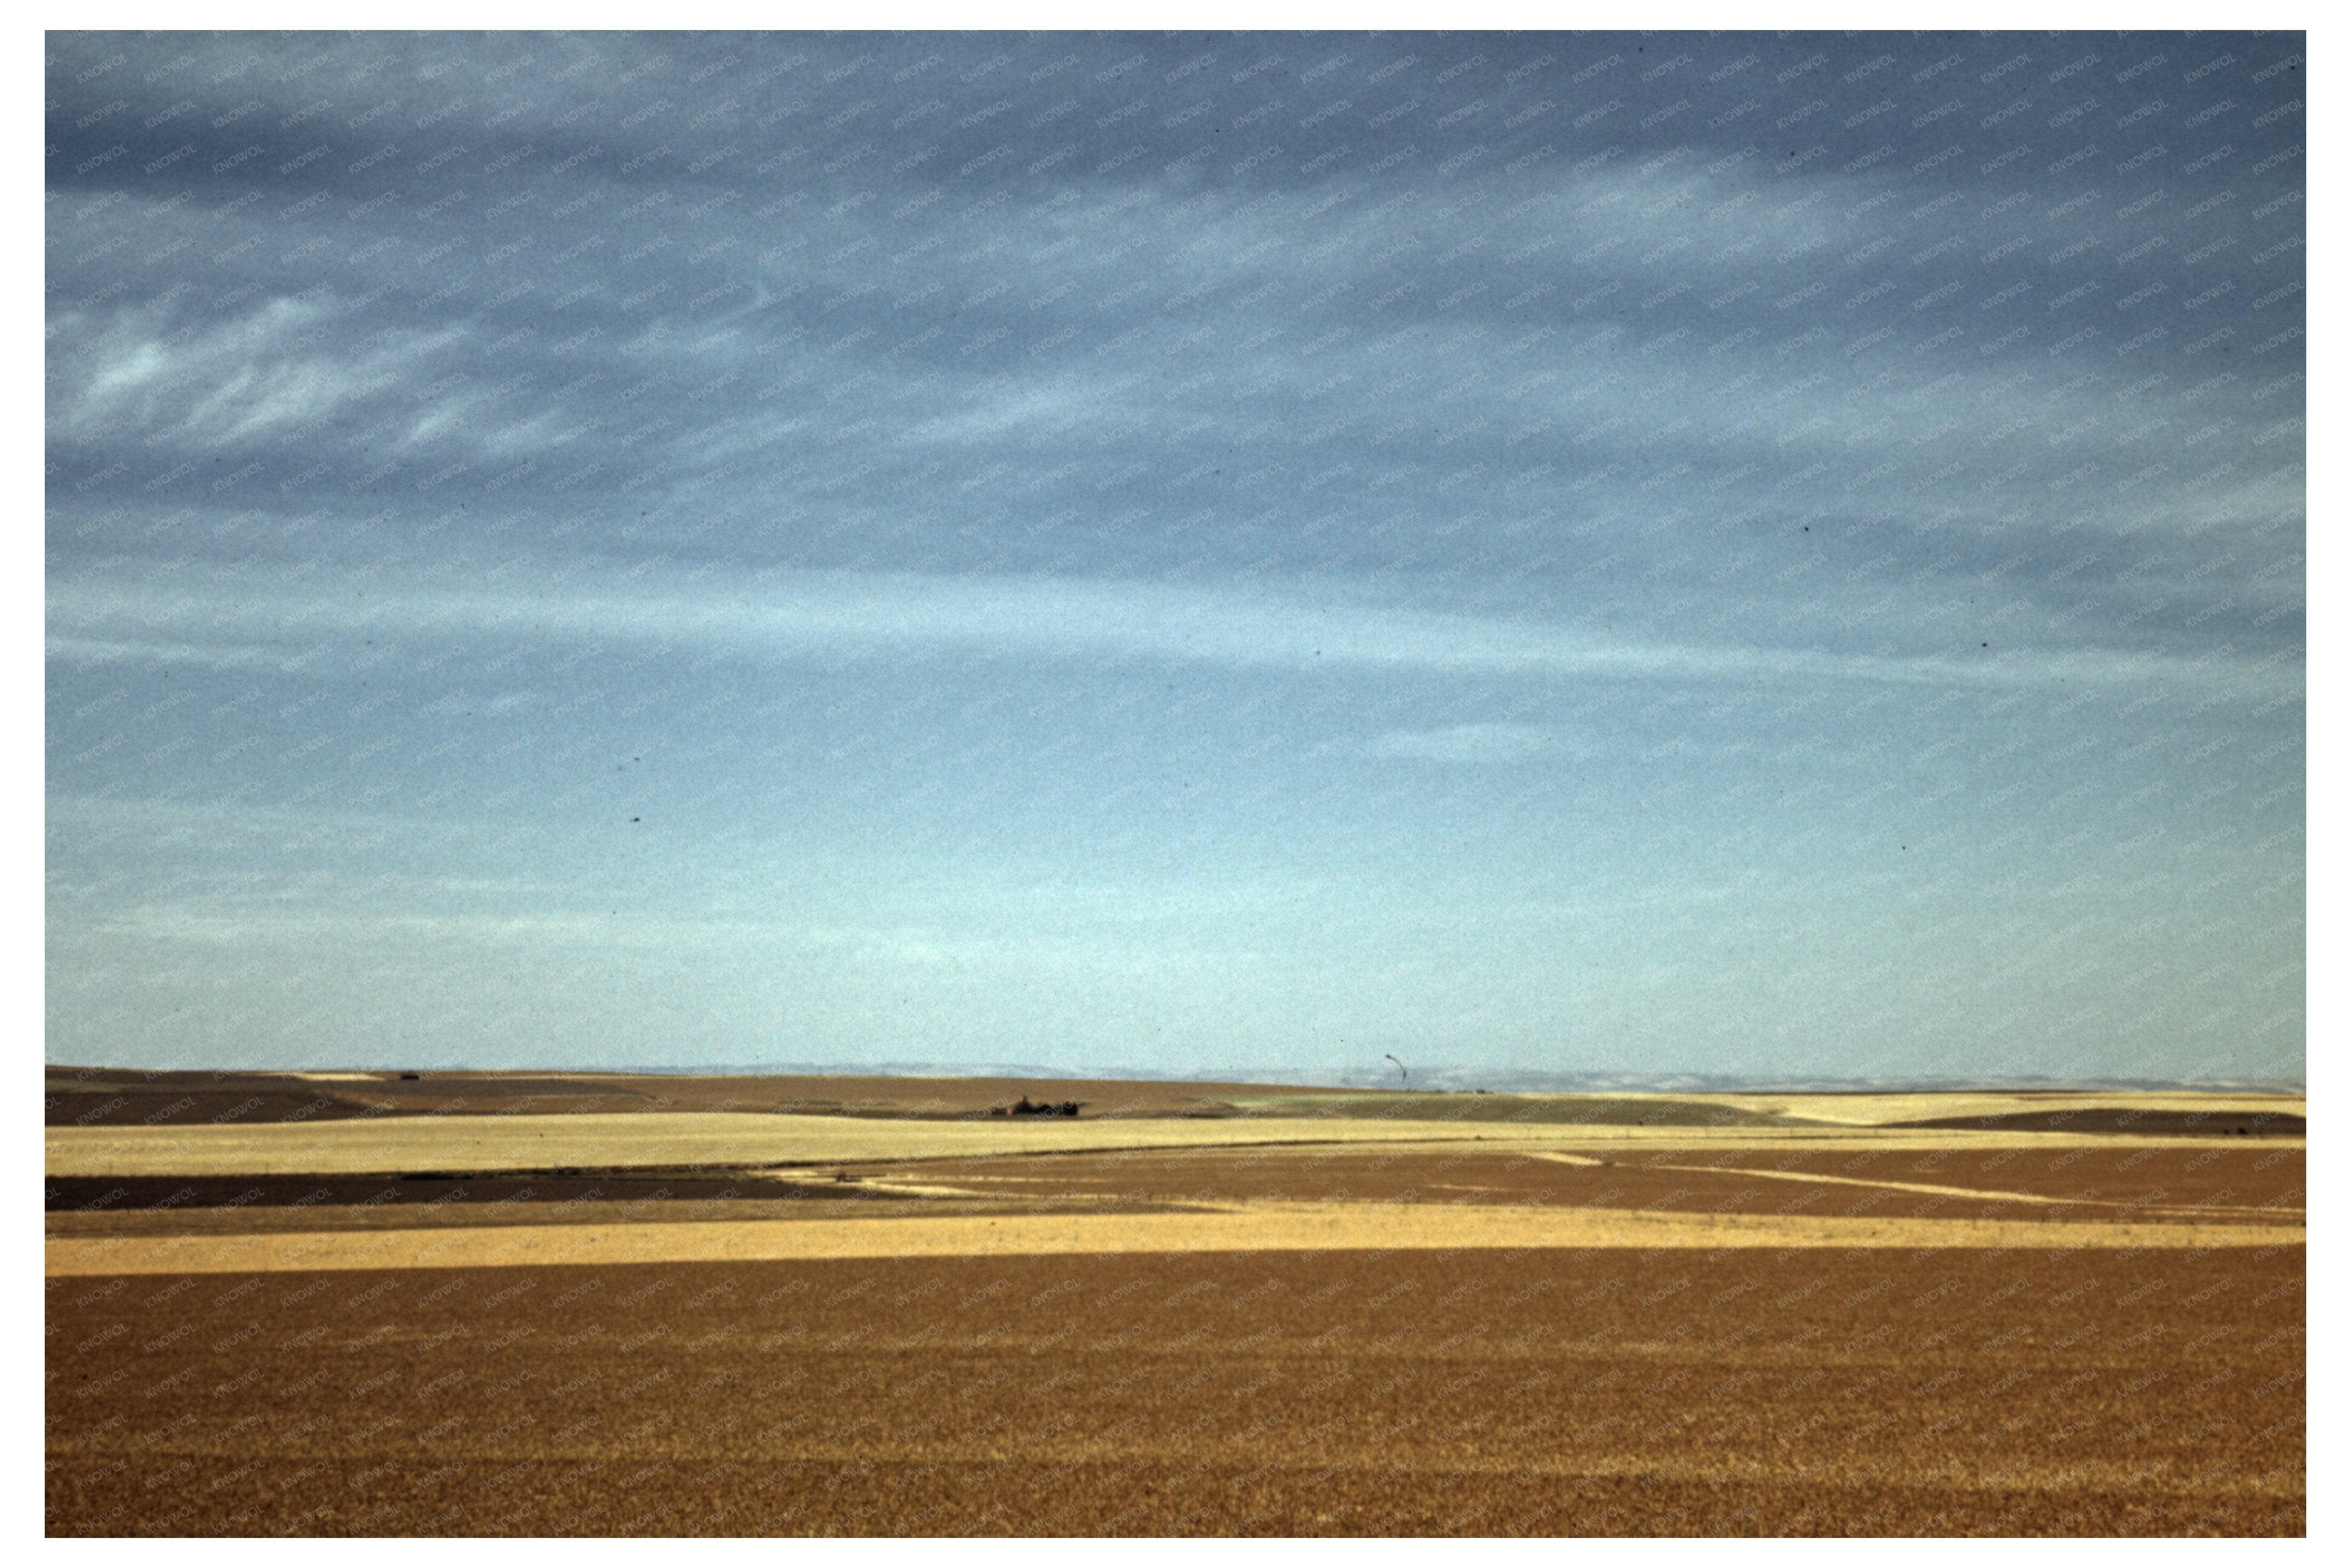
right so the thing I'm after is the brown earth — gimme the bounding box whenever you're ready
[43,1078,2308,1535]
[1884,1110,2303,1136]
[44,1143,2306,1238]
[46,1071,2305,1133]
[862,1143,2307,1227]
[46,1244,2303,1536]
[44,1070,1298,1128]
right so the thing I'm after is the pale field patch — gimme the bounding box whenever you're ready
[1695,1091,2303,1125]
[43,1200,2302,1276]
[1223,1090,2303,1125]
[1527,1151,2305,1217]
[46,1108,2306,1178]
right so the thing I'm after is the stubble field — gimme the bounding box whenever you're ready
[46,1071,2304,1536]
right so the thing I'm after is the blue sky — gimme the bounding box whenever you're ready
[44,30,2303,1080]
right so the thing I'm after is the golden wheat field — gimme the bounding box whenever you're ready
[46,1070,2304,1536]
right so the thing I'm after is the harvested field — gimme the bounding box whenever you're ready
[43,1203,2305,1276]
[829,1142,2308,1227]
[1224,1090,2305,1133]
[46,1245,2303,1536]
[45,1142,2305,1240]
[1685,1091,2306,1130]
[43,1112,1632,1179]
[43,1075,2307,1536]
[47,1071,2305,1135]
[44,1070,1291,1128]
[44,1108,2311,1184]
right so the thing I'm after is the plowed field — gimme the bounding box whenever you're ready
[44,1070,1292,1127]
[46,1141,2305,1237]
[44,1076,2306,1536]
[47,1245,2303,1536]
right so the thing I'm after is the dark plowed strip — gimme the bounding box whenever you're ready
[48,1092,391,1129]
[1886,1110,2304,1137]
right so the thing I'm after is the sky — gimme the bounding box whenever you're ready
[43,29,2304,1083]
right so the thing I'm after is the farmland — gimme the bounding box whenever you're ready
[45,1070,2304,1535]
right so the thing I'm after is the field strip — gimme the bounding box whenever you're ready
[43,1113,1540,1176]
[44,1113,2307,1177]
[43,1203,2302,1275]
[1692,1092,2306,1126]
[762,1172,993,1199]
[1528,1153,2306,1216]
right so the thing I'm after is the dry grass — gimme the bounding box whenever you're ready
[45,1112,1580,1178]
[46,1202,2303,1277]
[1689,1091,2303,1126]
[46,1111,2307,1182]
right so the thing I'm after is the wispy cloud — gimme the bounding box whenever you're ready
[1360,722,1568,762]
[50,567,2289,695]
[43,31,2304,1078]
[50,296,466,449]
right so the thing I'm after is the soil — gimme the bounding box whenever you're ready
[44,1071,1296,1128]
[43,1076,2307,1536]
[46,1245,2303,1536]
[45,1143,2305,1235]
